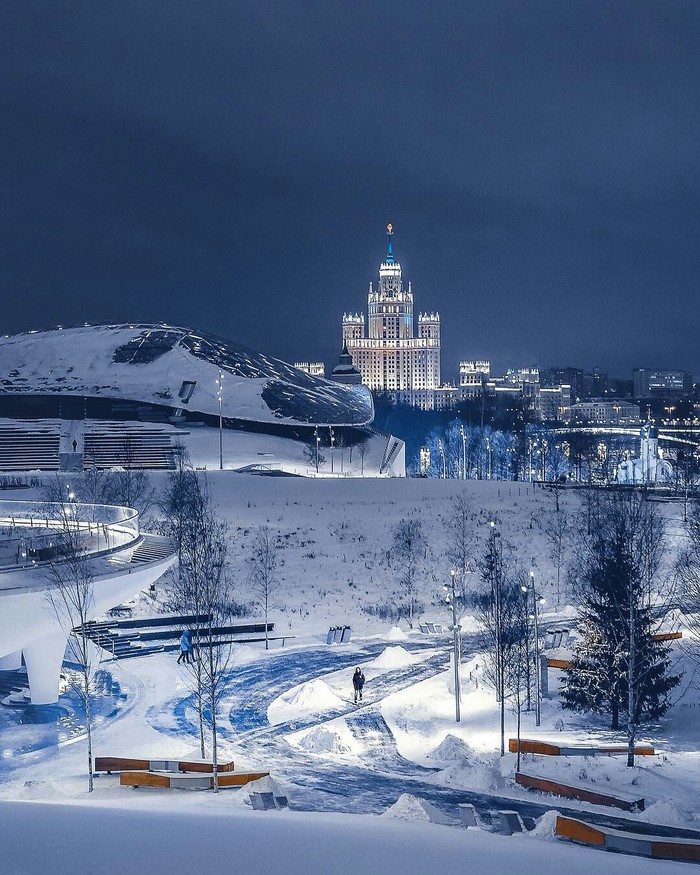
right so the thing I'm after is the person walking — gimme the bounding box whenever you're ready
[177,629,194,665]
[352,667,365,704]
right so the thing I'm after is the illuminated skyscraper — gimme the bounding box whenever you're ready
[342,225,440,408]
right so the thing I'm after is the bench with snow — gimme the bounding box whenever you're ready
[418,623,444,634]
[120,770,269,790]
[556,814,700,862]
[515,772,645,812]
[249,791,288,810]
[508,738,655,757]
[458,804,535,834]
[95,756,235,774]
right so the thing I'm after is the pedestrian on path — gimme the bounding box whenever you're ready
[177,629,194,665]
[352,667,365,704]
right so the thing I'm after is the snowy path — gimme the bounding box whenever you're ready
[144,639,700,840]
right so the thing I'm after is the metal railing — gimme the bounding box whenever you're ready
[0,500,140,571]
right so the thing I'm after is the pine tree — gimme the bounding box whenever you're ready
[562,491,680,761]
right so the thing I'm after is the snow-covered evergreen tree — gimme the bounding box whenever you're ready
[562,491,680,763]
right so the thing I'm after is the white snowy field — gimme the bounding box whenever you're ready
[0,476,698,873]
[0,797,689,875]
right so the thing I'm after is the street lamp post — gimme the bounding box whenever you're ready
[522,569,542,727]
[437,439,446,479]
[445,567,461,722]
[314,426,320,474]
[216,370,224,470]
[460,424,467,480]
[329,427,335,474]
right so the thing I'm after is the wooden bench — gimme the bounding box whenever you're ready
[556,814,700,862]
[120,770,269,790]
[508,738,655,757]
[516,771,645,812]
[95,756,235,774]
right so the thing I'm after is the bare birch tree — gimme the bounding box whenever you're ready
[45,501,99,792]
[168,473,235,789]
[248,526,279,650]
[391,518,425,627]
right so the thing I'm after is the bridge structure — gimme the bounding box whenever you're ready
[552,423,700,450]
[0,500,176,704]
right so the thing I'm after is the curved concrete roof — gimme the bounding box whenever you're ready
[0,324,374,427]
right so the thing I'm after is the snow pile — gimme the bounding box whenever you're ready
[386,625,408,641]
[427,734,477,763]
[529,810,562,839]
[424,734,504,791]
[268,678,346,724]
[381,793,453,825]
[291,720,361,756]
[639,799,697,826]
[434,759,505,792]
[458,614,481,633]
[369,646,418,670]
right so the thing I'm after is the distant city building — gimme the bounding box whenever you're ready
[540,384,572,422]
[330,345,362,386]
[541,367,584,402]
[342,225,441,410]
[294,361,326,378]
[617,422,673,485]
[459,360,491,398]
[633,368,693,398]
[569,399,641,426]
[582,368,608,398]
[489,367,541,415]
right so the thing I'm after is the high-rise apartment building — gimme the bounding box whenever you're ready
[342,226,440,408]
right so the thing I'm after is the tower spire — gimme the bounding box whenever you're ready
[386,223,394,264]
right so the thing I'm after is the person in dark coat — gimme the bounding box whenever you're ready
[177,629,194,665]
[352,667,365,703]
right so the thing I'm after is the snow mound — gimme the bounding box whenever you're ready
[386,625,408,641]
[530,810,562,839]
[434,760,505,792]
[639,799,697,826]
[284,679,345,710]
[292,720,361,756]
[459,615,481,633]
[369,646,418,670]
[382,793,453,825]
[268,678,346,724]
[427,734,478,763]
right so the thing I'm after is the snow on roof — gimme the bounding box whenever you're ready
[0,324,373,427]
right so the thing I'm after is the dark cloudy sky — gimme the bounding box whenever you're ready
[2,2,699,381]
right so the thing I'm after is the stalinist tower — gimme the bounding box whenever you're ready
[342,225,441,408]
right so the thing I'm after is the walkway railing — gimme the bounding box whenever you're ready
[0,500,140,571]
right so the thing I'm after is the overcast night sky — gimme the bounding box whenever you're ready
[1,2,699,381]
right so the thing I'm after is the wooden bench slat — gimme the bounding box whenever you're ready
[96,756,235,774]
[119,770,269,789]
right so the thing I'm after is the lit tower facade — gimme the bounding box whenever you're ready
[342,225,441,406]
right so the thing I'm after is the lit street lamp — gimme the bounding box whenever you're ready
[437,439,446,479]
[460,424,467,480]
[329,426,335,474]
[314,426,320,474]
[521,569,544,727]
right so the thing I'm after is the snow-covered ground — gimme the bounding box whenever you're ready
[0,476,698,873]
